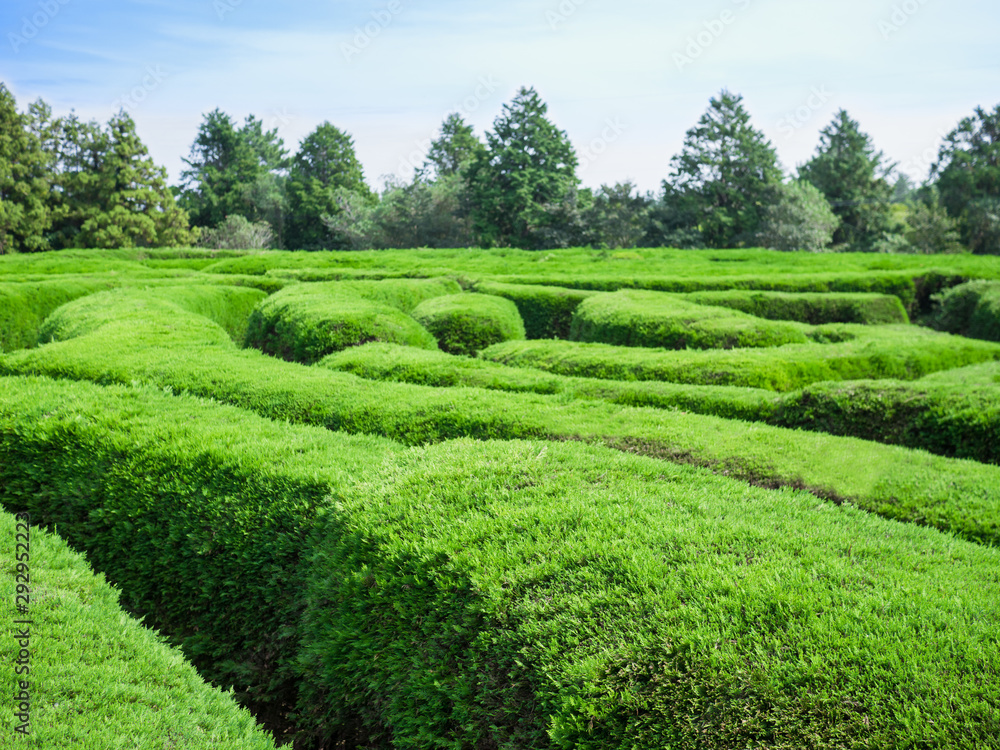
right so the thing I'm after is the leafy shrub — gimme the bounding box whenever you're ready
[0,279,117,352]
[411,293,526,355]
[244,282,438,364]
[5,294,1000,548]
[482,326,1000,391]
[0,508,276,749]
[929,280,1000,342]
[473,280,597,339]
[683,290,909,325]
[569,290,811,349]
[752,179,839,252]
[200,214,275,250]
[4,377,1000,748]
[772,375,1000,464]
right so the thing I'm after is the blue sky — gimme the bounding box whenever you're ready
[1,0,998,192]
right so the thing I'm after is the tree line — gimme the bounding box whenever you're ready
[1,82,997,254]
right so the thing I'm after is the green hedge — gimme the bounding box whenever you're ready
[482,326,1000,391]
[0,279,118,352]
[473,280,598,339]
[569,290,811,350]
[682,290,909,325]
[929,280,1000,342]
[0,508,276,748]
[244,282,438,364]
[0,375,401,745]
[321,342,781,422]
[6,290,1000,548]
[3,377,1000,748]
[772,371,1000,464]
[411,293,526,355]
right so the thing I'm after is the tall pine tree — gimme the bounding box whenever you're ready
[0,84,53,253]
[799,110,894,250]
[663,90,783,249]
[467,87,580,249]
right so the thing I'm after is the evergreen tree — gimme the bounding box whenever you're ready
[799,110,894,250]
[421,113,483,180]
[284,122,372,250]
[584,181,651,249]
[931,103,1000,254]
[663,90,783,249]
[50,112,195,248]
[179,110,287,231]
[467,86,579,249]
[0,84,52,253]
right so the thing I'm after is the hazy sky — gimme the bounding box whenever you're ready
[2,0,998,192]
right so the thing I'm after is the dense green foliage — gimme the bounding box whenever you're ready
[0,278,117,352]
[772,369,1000,464]
[244,282,440,363]
[932,103,1000,254]
[0,85,52,253]
[570,290,812,349]
[473,280,598,339]
[752,179,840,252]
[661,90,783,248]
[482,326,1000,391]
[320,342,780,422]
[0,507,277,748]
[929,279,1000,341]
[3,377,1000,748]
[682,290,909,325]
[799,110,894,251]
[6,248,1000,747]
[411,293,526,355]
[5,288,1000,547]
[466,87,580,249]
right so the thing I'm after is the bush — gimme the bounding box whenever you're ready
[929,280,1000,342]
[0,508,277,749]
[683,290,909,325]
[244,282,438,364]
[4,376,1000,748]
[569,290,811,350]
[753,179,839,252]
[0,279,117,352]
[411,293,526,355]
[772,375,1000,464]
[320,342,780,422]
[6,292,1000,548]
[482,326,1000,391]
[200,214,275,250]
[473,280,597,339]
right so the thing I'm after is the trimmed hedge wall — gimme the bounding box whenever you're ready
[682,290,909,325]
[569,290,811,350]
[473,280,598,339]
[929,280,1000,342]
[0,508,276,748]
[321,342,782,422]
[411,293,526,355]
[0,279,117,352]
[244,282,439,364]
[5,290,1000,548]
[482,327,1000,391]
[3,377,1000,748]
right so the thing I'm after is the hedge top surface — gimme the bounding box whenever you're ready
[682,289,910,325]
[570,289,812,349]
[411,292,527,355]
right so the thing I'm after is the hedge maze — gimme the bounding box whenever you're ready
[1,247,999,749]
